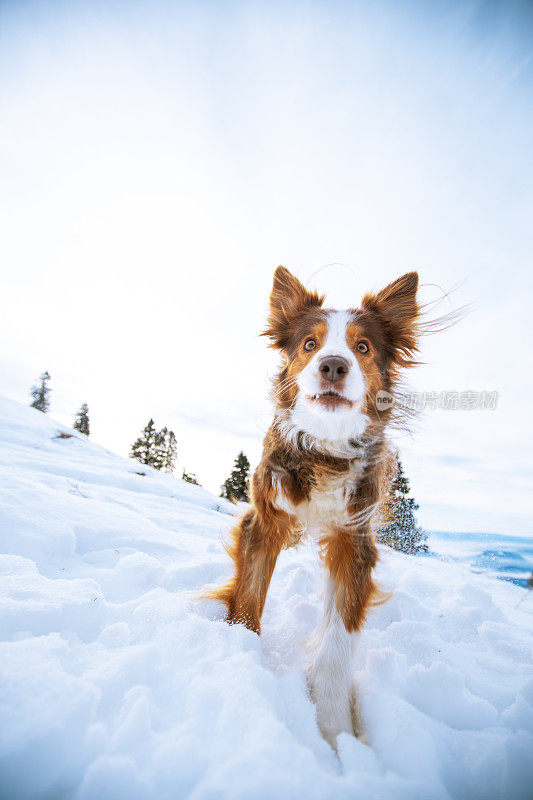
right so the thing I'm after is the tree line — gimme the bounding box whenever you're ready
[28,371,179,474]
[28,371,427,554]
[31,371,90,435]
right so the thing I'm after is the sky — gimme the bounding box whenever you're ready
[0,0,532,535]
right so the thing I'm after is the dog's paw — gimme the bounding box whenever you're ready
[308,670,355,748]
[316,696,354,749]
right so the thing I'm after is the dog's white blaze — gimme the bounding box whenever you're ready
[290,309,368,444]
[307,571,354,746]
[320,310,355,364]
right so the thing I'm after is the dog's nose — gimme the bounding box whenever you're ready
[319,355,350,383]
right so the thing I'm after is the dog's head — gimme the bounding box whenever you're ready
[263,266,420,444]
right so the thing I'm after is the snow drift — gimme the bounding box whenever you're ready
[0,395,531,800]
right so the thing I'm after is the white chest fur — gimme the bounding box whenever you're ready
[273,459,365,534]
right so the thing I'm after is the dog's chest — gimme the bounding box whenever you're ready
[294,461,364,531]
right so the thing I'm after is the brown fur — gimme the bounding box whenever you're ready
[204,266,420,637]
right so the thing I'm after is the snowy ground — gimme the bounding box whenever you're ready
[0,395,532,800]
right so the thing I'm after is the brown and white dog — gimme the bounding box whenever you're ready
[207,266,420,746]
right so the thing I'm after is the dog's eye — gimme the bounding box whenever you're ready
[303,338,316,352]
[357,341,369,354]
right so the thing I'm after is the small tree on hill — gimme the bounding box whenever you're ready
[73,403,90,436]
[377,453,428,555]
[164,431,178,473]
[220,451,250,502]
[152,426,168,471]
[130,419,157,466]
[30,371,51,413]
[130,421,177,472]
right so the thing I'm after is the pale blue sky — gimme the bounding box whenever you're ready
[1,0,532,534]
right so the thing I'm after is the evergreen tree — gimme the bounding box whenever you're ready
[73,403,90,436]
[30,371,51,413]
[130,421,178,472]
[164,431,178,473]
[152,426,168,471]
[220,451,250,502]
[377,454,428,555]
[220,477,233,500]
[130,419,156,466]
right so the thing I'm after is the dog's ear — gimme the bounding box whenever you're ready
[361,272,420,367]
[262,266,325,349]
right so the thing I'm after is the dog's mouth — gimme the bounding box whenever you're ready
[307,390,354,410]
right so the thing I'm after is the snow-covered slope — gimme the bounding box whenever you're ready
[0,396,532,800]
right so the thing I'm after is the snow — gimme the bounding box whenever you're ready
[0,394,532,800]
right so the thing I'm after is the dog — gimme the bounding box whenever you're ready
[206,265,420,746]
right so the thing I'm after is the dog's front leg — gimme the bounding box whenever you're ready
[308,525,378,747]
[208,506,291,634]
[307,570,355,747]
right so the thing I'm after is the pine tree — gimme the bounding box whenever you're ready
[220,451,250,502]
[73,403,90,436]
[130,422,178,472]
[152,427,168,471]
[377,454,428,555]
[130,419,156,466]
[220,477,233,499]
[164,431,178,473]
[30,371,51,413]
